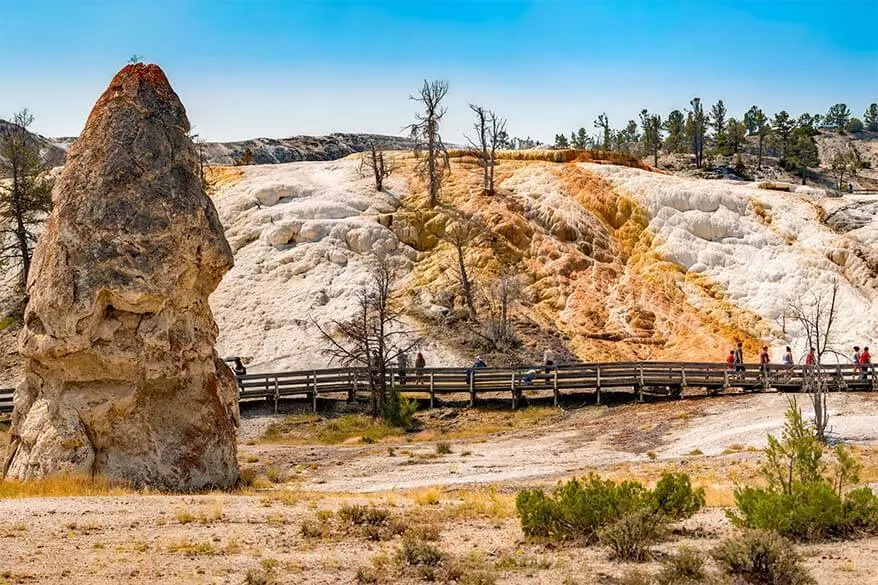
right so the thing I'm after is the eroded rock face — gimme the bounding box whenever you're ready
[2,64,240,489]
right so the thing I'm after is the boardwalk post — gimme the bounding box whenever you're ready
[723,368,729,391]
[680,366,686,399]
[429,372,435,409]
[349,370,357,403]
[273,378,279,413]
[511,372,517,410]
[469,370,476,407]
[596,366,602,405]
[638,362,644,403]
[312,370,318,412]
[553,368,559,406]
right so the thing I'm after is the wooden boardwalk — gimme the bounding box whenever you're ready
[1,361,875,418]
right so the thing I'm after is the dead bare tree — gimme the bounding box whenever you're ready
[407,80,450,207]
[443,219,483,322]
[785,279,841,442]
[190,131,216,195]
[313,256,420,417]
[0,109,52,288]
[828,142,860,191]
[467,104,507,195]
[358,141,394,191]
[481,269,521,348]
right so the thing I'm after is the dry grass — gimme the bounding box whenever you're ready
[261,414,403,445]
[0,474,134,499]
[446,488,516,520]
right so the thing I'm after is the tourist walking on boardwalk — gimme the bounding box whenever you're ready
[860,347,871,380]
[397,350,409,386]
[543,348,555,384]
[759,346,770,379]
[853,346,862,377]
[233,357,247,376]
[805,347,816,366]
[782,346,795,381]
[726,350,735,371]
[414,351,426,386]
[734,341,745,374]
[467,355,487,384]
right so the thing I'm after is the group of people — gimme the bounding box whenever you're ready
[726,341,873,380]
[394,350,427,386]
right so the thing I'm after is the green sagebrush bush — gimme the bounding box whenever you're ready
[729,399,878,541]
[712,530,815,585]
[515,472,704,549]
[655,546,708,585]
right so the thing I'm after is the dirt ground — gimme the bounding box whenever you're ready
[3,393,878,584]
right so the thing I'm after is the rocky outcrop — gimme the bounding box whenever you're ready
[3,64,239,490]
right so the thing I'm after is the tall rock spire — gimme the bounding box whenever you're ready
[3,64,240,490]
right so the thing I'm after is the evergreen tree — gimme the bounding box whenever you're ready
[744,105,761,136]
[797,113,822,136]
[710,99,727,152]
[752,108,770,170]
[0,109,53,287]
[865,103,878,132]
[640,109,662,167]
[554,133,569,148]
[786,127,820,185]
[846,117,864,133]
[663,109,685,153]
[825,103,852,133]
[725,118,746,155]
[772,110,794,160]
[593,113,611,150]
[684,98,707,168]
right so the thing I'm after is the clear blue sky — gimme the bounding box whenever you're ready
[1,0,876,142]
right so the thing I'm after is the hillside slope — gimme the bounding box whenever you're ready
[208,154,878,372]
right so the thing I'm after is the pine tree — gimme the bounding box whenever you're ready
[593,113,611,150]
[725,118,746,155]
[786,127,820,185]
[825,103,852,133]
[711,99,727,153]
[0,110,53,287]
[772,111,795,160]
[865,103,878,132]
[640,109,662,166]
[554,133,570,148]
[663,109,685,153]
[685,98,707,168]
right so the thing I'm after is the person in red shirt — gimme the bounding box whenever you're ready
[860,346,871,381]
[805,347,816,366]
[759,346,770,379]
[726,350,735,370]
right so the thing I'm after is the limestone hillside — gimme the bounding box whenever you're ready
[205,151,878,373]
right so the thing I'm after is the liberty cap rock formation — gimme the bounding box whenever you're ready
[2,63,240,489]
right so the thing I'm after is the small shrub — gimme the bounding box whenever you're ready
[176,510,195,525]
[245,559,280,585]
[516,472,703,544]
[619,569,655,585]
[651,473,706,520]
[436,441,452,455]
[729,401,878,541]
[238,467,258,487]
[657,546,706,585]
[385,384,417,429]
[338,504,390,527]
[598,508,668,562]
[712,530,815,585]
[395,533,444,568]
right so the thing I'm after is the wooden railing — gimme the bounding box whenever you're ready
[1,361,874,417]
[236,361,877,412]
[0,388,12,416]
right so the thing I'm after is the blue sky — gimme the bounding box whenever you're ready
[1,0,876,142]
